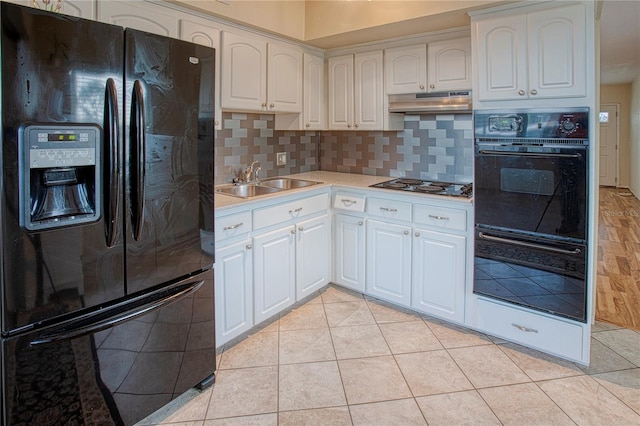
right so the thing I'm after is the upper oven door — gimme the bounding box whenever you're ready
[474,144,588,241]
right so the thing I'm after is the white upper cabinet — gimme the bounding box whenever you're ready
[179,18,222,129]
[98,0,178,37]
[221,31,302,113]
[328,51,400,131]
[8,0,95,18]
[427,37,472,92]
[302,52,326,130]
[384,44,427,94]
[473,3,586,101]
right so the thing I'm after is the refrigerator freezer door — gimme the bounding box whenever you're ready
[1,269,215,426]
[123,29,215,295]
[1,3,125,333]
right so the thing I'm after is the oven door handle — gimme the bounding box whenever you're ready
[478,150,582,159]
[478,232,582,255]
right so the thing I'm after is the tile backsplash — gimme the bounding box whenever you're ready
[215,112,473,185]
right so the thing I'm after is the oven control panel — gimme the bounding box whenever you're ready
[475,108,589,141]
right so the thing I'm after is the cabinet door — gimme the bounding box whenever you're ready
[267,43,303,113]
[354,51,384,131]
[412,229,466,323]
[303,52,326,130]
[180,18,222,129]
[254,226,295,323]
[384,44,427,94]
[296,214,330,300]
[334,214,366,292]
[475,13,527,101]
[427,38,471,92]
[327,55,354,130]
[527,4,586,99]
[98,0,178,37]
[215,239,253,346]
[221,31,267,111]
[366,220,412,307]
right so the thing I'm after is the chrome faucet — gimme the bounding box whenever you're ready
[244,161,261,183]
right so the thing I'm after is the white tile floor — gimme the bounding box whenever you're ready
[138,285,640,426]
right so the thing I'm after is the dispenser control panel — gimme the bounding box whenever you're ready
[23,125,99,168]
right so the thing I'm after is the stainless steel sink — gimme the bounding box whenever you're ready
[216,184,281,198]
[215,178,322,198]
[258,178,321,190]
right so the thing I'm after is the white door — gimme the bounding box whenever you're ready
[327,55,354,130]
[98,0,178,37]
[354,51,384,130]
[254,226,296,322]
[215,239,253,346]
[334,213,366,292]
[303,53,326,130]
[296,214,330,300]
[221,32,267,111]
[267,43,303,113]
[366,220,412,306]
[427,37,472,92]
[599,104,619,187]
[384,44,427,94]
[411,229,466,323]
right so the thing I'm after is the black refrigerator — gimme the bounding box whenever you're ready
[0,3,216,425]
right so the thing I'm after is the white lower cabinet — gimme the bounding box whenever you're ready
[366,219,412,307]
[296,214,331,300]
[334,213,366,292]
[215,238,253,346]
[412,228,466,323]
[253,225,296,323]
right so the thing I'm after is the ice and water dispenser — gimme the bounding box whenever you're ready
[19,124,102,230]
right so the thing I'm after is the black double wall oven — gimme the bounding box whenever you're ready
[473,109,589,322]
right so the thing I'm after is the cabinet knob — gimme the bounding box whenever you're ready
[215,120,220,126]
[347,124,352,128]
[262,102,267,107]
[305,123,310,128]
[298,226,304,232]
[246,244,252,250]
[355,123,360,128]
[270,103,275,108]
[403,230,410,235]
[358,221,363,226]
[518,90,526,96]
[530,89,538,96]
[429,84,435,89]
[414,232,420,237]
[419,84,425,90]
[291,229,296,235]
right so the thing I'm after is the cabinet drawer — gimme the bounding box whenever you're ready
[215,211,252,241]
[474,298,584,362]
[253,193,329,230]
[334,192,366,212]
[413,204,466,231]
[367,197,411,222]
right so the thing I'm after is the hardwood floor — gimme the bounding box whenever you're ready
[595,187,640,330]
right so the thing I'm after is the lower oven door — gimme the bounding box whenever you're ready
[474,144,588,240]
[474,226,587,322]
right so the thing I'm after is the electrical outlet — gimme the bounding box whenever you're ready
[277,152,287,166]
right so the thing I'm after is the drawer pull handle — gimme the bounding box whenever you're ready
[341,199,357,206]
[223,222,243,230]
[429,215,449,220]
[289,207,303,214]
[512,323,538,333]
[380,207,397,212]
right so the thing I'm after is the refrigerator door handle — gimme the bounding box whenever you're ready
[29,280,203,346]
[130,79,146,241]
[104,78,120,247]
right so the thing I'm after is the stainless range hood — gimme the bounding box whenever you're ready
[388,91,472,113]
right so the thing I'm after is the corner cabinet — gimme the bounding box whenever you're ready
[473,3,587,102]
[328,52,403,131]
[221,31,302,113]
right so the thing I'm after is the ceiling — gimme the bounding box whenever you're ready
[599,0,640,85]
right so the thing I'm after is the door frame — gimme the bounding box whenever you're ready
[599,103,620,187]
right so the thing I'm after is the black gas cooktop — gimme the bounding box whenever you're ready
[370,178,473,198]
